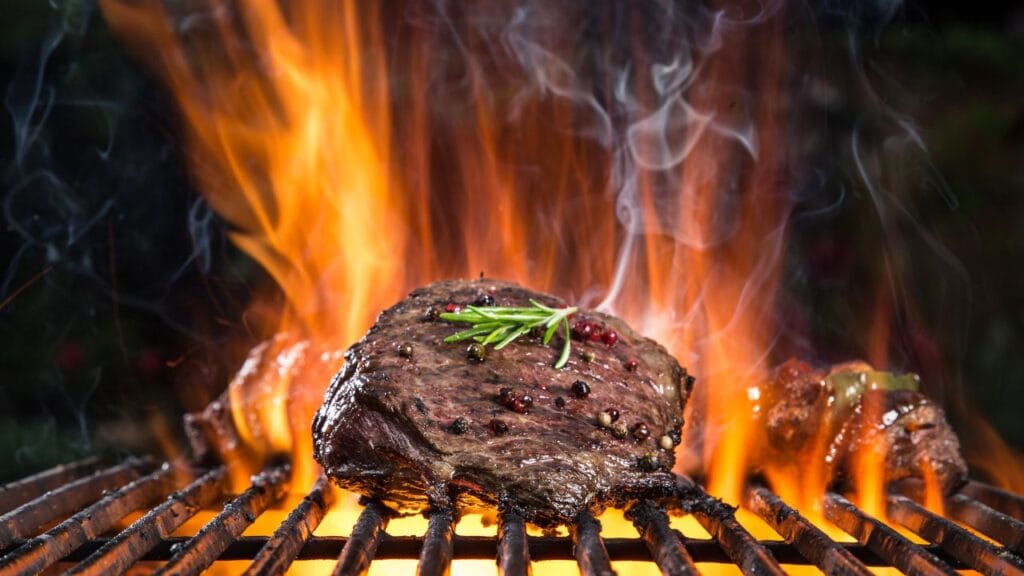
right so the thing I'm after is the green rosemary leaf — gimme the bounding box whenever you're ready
[481,325,511,346]
[466,305,501,320]
[441,301,578,368]
[444,323,500,343]
[542,320,560,344]
[494,325,529,350]
[555,318,572,369]
[529,299,557,312]
[439,311,488,323]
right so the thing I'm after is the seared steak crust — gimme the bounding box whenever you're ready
[756,359,967,492]
[830,389,967,493]
[312,279,688,525]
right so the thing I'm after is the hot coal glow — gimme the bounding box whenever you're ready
[97,0,1020,574]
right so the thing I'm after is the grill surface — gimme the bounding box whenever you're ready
[0,458,1022,575]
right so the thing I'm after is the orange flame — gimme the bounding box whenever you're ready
[97,1,1019,573]
[850,393,889,519]
[100,0,792,500]
[964,416,1024,493]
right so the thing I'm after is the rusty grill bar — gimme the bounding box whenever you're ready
[0,459,1022,575]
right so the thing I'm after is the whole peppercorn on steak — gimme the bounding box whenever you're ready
[312,279,690,525]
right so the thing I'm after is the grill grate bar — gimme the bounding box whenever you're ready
[496,512,530,576]
[0,463,178,576]
[66,467,226,576]
[332,500,391,576]
[745,485,872,576]
[245,475,331,576]
[946,493,1024,555]
[571,511,616,576]
[417,509,456,576]
[680,481,786,575]
[824,491,957,575]
[3,459,1021,574]
[154,465,288,576]
[28,533,971,565]
[887,494,1024,576]
[0,459,146,550]
[628,499,699,576]
[0,458,102,516]
[961,482,1024,522]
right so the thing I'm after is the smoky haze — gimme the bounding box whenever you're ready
[0,0,1022,482]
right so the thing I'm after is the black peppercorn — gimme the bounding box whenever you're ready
[632,422,650,441]
[603,407,620,422]
[489,419,508,435]
[424,306,440,321]
[467,343,487,363]
[685,374,696,393]
[554,396,566,409]
[398,342,414,358]
[448,417,469,435]
[473,294,496,307]
[571,380,591,398]
[625,359,638,372]
[498,387,515,407]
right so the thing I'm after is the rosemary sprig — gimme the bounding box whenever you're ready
[440,300,578,369]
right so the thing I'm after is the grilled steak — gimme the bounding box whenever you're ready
[312,279,690,525]
[749,359,966,492]
[829,388,967,493]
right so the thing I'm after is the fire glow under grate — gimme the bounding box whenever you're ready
[1,458,1023,575]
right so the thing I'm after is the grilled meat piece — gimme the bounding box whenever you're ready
[185,335,343,468]
[312,279,689,525]
[830,389,967,493]
[761,359,831,456]
[753,359,966,492]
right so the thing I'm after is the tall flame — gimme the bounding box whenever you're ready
[100,0,799,496]
[97,1,1007,574]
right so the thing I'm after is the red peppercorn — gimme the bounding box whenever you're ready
[512,394,533,414]
[604,407,620,422]
[445,303,461,313]
[602,330,618,346]
[572,320,593,341]
[632,422,650,441]
[588,324,605,342]
[625,359,638,372]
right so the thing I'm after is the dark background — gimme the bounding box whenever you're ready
[1,1,1022,482]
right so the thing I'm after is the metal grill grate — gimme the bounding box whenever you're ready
[1,458,1023,575]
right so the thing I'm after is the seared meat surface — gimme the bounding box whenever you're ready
[830,389,967,493]
[312,279,689,525]
[755,359,966,492]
